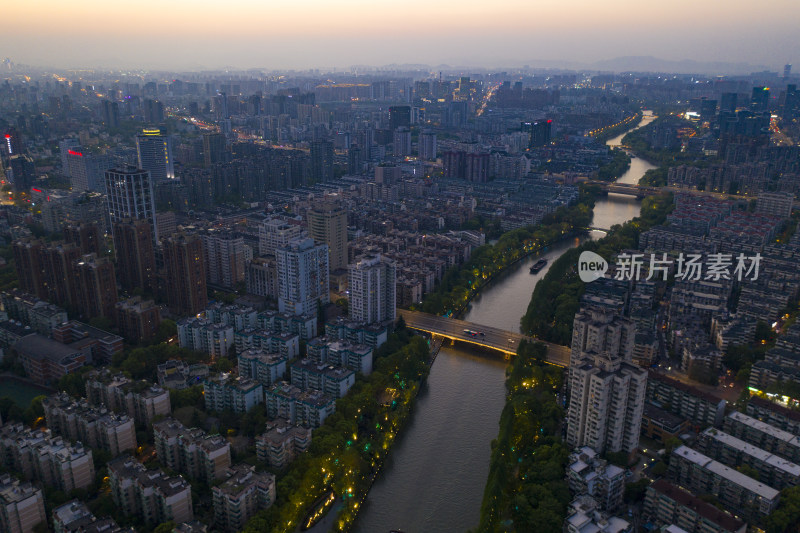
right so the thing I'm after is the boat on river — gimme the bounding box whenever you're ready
[529,258,548,273]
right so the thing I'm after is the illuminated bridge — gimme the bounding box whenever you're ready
[584,181,661,198]
[398,309,570,367]
[584,181,751,201]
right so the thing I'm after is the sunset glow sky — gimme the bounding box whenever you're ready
[4,0,799,70]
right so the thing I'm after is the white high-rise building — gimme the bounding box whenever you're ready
[202,229,250,288]
[64,147,113,192]
[570,307,635,369]
[756,192,794,219]
[348,254,396,324]
[307,200,348,272]
[566,307,645,454]
[104,166,158,240]
[135,128,174,182]
[419,129,437,161]
[566,352,647,454]
[259,217,305,257]
[393,127,412,157]
[59,138,80,170]
[275,238,329,316]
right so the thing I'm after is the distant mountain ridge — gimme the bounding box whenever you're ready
[589,55,772,75]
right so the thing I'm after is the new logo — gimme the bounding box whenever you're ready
[578,251,608,283]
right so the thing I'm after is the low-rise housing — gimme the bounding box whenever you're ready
[178,317,234,357]
[153,418,231,482]
[643,479,746,533]
[108,455,194,526]
[697,427,800,490]
[203,374,263,413]
[641,403,691,443]
[255,419,312,469]
[85,370,171,424]
[0,424,94,493]
[157,360,210,390]
[264,382,336,428]
[290,359,356,399]
[746,396,800,436]
[0,473,46,533]
[564,495,631,533]
[14,334,87,385]
[52,500,132,533]
[566,447,625,512]
[647,371,726,428]
[237,349,287,387]
[43,393,137,456]
[723,410,800,463]
[668,445,780,521]
[1,289,68,336]
[212,465,275,533]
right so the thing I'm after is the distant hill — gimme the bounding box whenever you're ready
[591,56,771,75]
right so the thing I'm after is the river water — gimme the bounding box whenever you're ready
[353,113,656,533]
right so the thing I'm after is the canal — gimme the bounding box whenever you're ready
[353,113,656,533]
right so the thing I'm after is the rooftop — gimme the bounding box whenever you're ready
[748,395,800,424]
[702,428,800,476]
[728,411,800,446]
[649,479,744,532]
[649,371,725,405]
[672,445,779,500]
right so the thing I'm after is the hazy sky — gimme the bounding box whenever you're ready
[4,0,799,71]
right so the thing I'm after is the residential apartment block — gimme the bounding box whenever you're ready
[566,351,647,454]
[108,456,193,527]
[0,474,46,533]
[203,374,263,414]
[42,393,137,456]
[85,370,171,425]
[237,349,287,388]
[643,479,746,533]
[290,359,356,399]
[723,410,800,463]
[264,382,336,428]
[255,419,312,469]
[0,425,94,493]
[746,396,800,436]
[212,465,275,533]
[566,447,625,512]
[697,427,800,490]
[668,445,779,521]
[153,418,231,482]
[646,372,726,428]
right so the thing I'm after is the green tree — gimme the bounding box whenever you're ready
[605,451,630,468]
[153,319,177,344]
[23,395,46,425]
[652,461,667,476]
[737,464,760,480]
[625,479,651,503]
[89,315,115,332]
[154,521,176,533]
[170,386,205,410]
[56,366,93,397]
[765,486,800,533]
[664,436,683,455]
[0,397,24,423]
[213,357,234,373]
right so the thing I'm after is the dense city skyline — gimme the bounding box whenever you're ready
[3,6,800,532]
[4,0,800,71]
